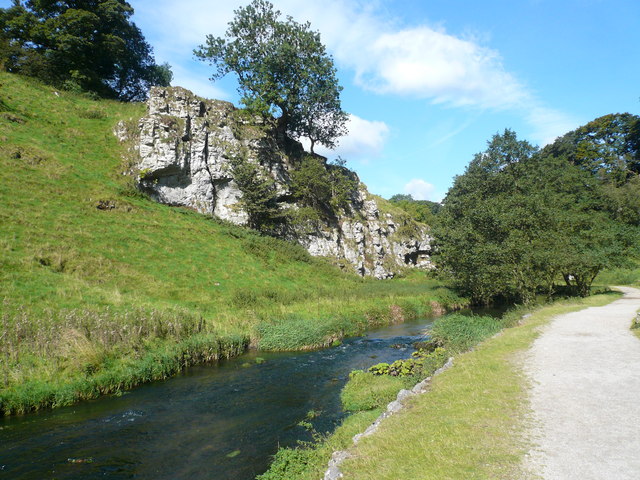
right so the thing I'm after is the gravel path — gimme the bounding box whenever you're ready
[524,286,640,479]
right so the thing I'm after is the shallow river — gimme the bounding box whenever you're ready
[0,313,490,479]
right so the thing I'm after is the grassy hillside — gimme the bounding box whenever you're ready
[0,73,464,414]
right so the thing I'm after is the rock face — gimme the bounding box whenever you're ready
[117,86,433,278]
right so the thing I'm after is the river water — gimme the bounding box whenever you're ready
[0,314,484,479]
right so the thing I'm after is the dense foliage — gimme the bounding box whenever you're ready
[195,0,347,152]
[388,194,441,225]
[543,113,640,185]
[289,156,359,219]
[434,128,638,304]
[0,0,171,100]
[228,152,285,234]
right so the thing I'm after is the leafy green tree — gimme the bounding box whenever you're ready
[0,0,171,100]
[543,113,640,227]
[544,113,640,184]
[229,154,284,234]
[388,194,441,225]
[433,129,635,303]
[195,0,347,152]
[434,130,539,303]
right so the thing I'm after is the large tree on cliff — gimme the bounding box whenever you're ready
[194,0,347,153]
[0,0,172,100]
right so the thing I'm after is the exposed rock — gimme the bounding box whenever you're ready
[324,450,352,480]
[118,86,434,278]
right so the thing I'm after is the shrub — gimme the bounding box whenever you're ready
[367,347,448,378]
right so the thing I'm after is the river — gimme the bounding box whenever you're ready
[0,312,494,479]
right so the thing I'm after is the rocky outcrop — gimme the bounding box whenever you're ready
[116,86,433,278]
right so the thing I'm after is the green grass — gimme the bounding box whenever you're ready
[430,313,503,353]
[256,409,382,480]
[259,292,621,480]
[340,371,411,412]
[595,263,640,287]
[339,292,621,480]
[0,72,466,414]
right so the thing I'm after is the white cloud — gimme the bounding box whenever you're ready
[360,28,527,109]
[333,114,390,158]
[526,105,578,146]
[300,114,390,161]
[132,0,575,146]
[404,179,436,201]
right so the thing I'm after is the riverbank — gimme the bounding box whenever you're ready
[0,72,466,416]
[0,316,457,479]
[258,291,621,479]
[0,285,465,416]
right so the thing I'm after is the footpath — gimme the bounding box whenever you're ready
[524,286,640,479]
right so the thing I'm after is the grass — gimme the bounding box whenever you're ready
[259,292,622,480]
[595,260,640,287]
[339,292,621,480]
[430,313,504,353]
[340,371,412,412]
[0,72,466,414]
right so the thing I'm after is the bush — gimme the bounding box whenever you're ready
[368,347,448,378]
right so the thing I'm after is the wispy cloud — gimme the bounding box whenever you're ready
[404,179,438,201]
[273,1,577,144]
[133,0,576,145]
[301,114,390,162]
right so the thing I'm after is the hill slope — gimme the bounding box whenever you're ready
[0,73,463,414]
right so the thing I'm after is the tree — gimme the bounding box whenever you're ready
[543,113,640,226]
[0,0,171,100]
[543,113,640,184]
[229,153,284,234]
[433,130,540,303]
[433,129,635,304]
[194,0,347,153]
[388,194,441,224]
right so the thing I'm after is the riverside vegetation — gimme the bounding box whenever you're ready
[0,72,465,415]
[259,291,622,480]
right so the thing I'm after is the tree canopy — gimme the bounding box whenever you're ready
[543,113,640,185]
[194,0,347,153]
[388,194,441,225]
[0,0,171,100]
[433,129,637,304]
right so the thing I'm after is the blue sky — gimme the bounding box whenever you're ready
[6,0,638,200]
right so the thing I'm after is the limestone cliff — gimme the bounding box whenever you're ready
[116,86,433,278]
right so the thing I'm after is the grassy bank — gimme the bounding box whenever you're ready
[0,72,466,415]
[259,292,621,480]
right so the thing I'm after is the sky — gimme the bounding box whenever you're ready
[6,0,639,201]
